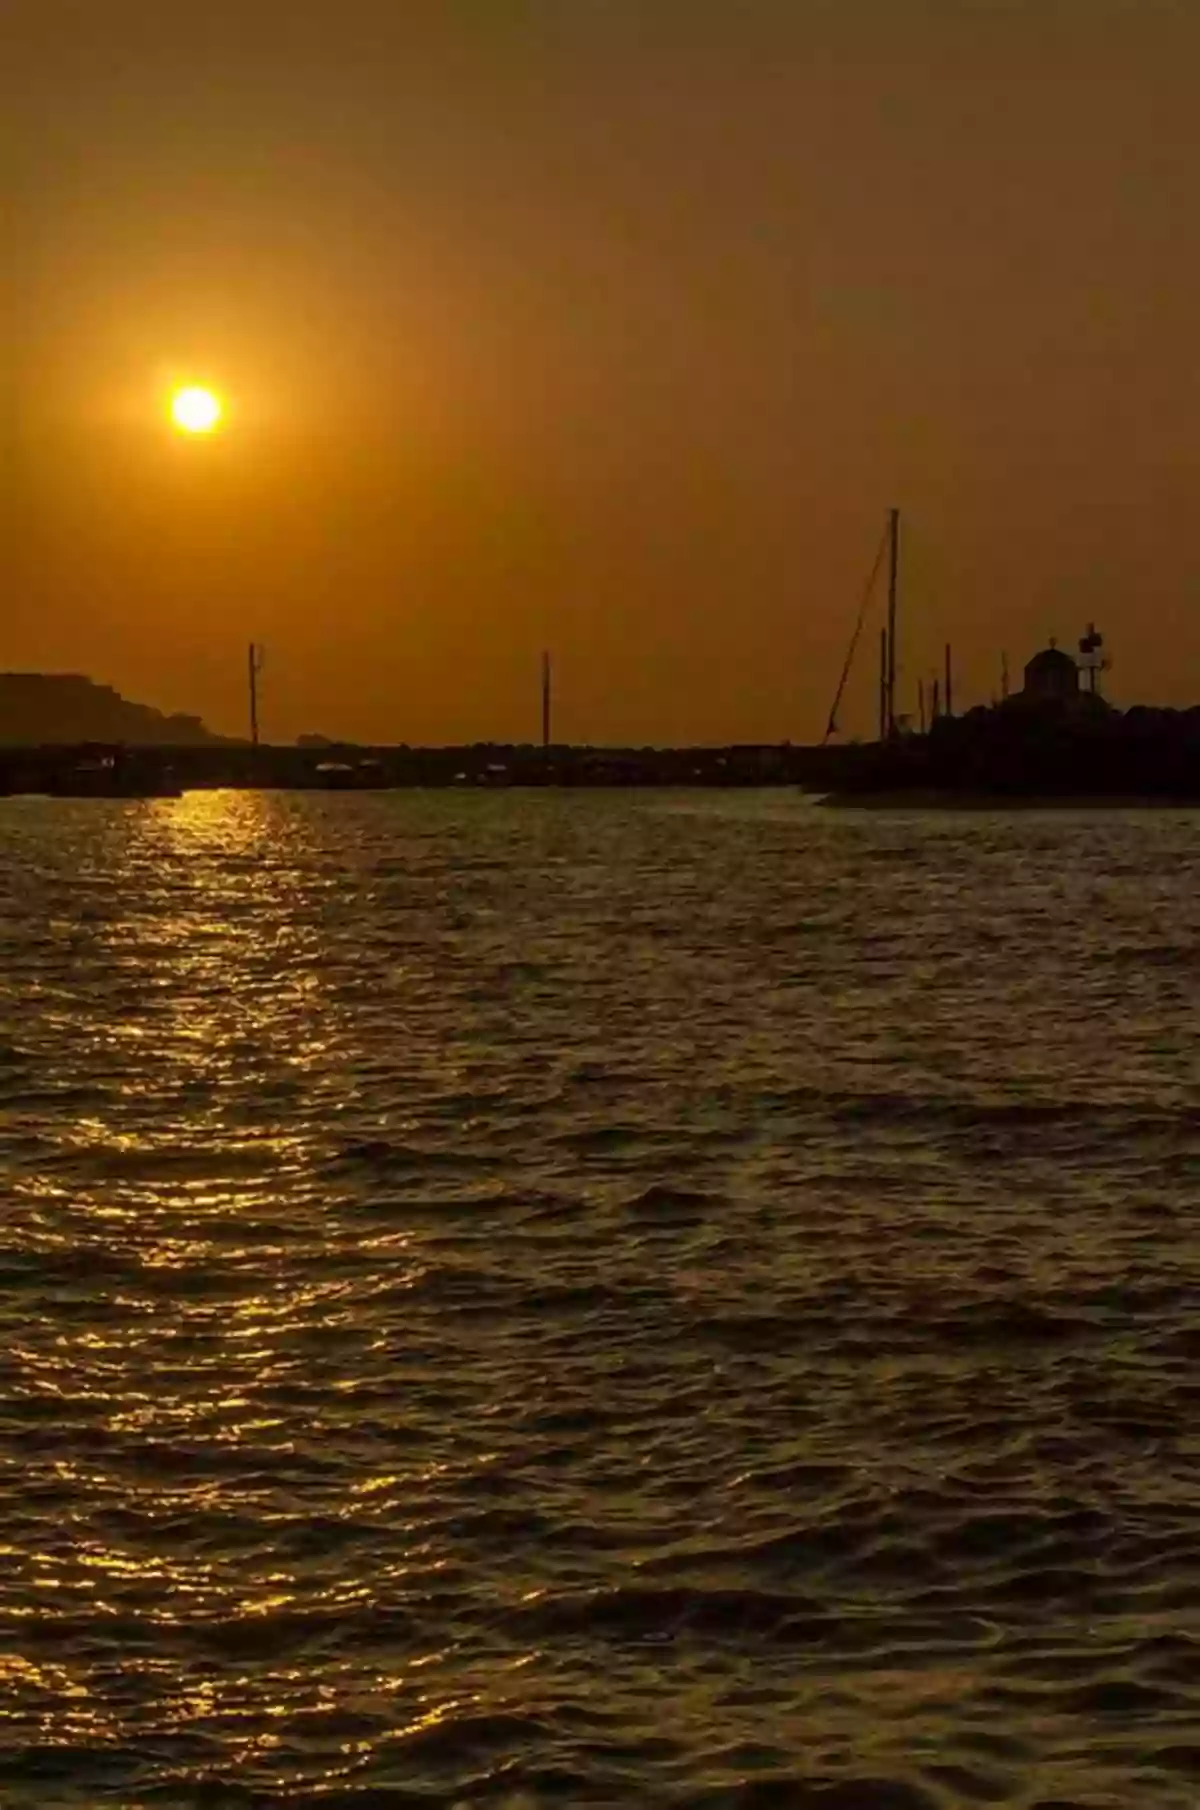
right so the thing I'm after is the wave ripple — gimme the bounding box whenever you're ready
[2,791,1200,1806]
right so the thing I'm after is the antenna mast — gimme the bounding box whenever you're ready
[248,643,263,746]
[885,507,900,737]
[1078,624,1106,697]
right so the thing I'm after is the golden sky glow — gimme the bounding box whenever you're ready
[8,4,1200,743]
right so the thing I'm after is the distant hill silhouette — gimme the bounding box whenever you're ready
[0,673,227,746]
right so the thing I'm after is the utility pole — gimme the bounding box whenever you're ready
[248,643,262,746]
[885,506,900,738]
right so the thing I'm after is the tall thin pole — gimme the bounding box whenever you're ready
[541,650,552,752]
[931,676,941,722]
[248,643,260,747]
[878,627,888,744]
[944,642,953,719]
[885,506,900,738]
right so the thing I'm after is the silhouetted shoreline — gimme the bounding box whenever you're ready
[6,716,1200,801]
[7,673,1200,801]
[0,741,838,796]
[818,697,1200,805]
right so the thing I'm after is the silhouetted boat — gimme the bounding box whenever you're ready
[46,747,183,798]
[313,759,388,790]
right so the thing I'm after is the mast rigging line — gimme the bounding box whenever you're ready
[822,518,891,746]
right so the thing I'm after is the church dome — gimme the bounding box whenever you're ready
[1022,641,1080,701]
[1025,645,1077,676]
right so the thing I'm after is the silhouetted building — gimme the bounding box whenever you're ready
[1021,641,1080,704]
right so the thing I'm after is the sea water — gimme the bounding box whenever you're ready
[2,789,1198,1807]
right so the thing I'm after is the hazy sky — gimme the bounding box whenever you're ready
[6,1,1199,743]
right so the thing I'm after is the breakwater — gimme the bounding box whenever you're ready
[0,740,854,795]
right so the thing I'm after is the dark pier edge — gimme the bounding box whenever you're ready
[0,741,851,796]
[6,703,1200,799]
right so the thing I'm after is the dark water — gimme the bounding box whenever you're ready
[2,789,1199,1809]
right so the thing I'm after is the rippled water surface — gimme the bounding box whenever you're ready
[2,789,1200,1809]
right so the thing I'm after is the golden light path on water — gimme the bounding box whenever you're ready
[3,792,498,1797]
[2,790,1200,1805]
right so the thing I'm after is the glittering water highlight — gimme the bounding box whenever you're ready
[2,789,1199,1807]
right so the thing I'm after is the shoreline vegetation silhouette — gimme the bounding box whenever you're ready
[4,666,1200,801]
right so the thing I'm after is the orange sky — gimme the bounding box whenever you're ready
[6,2,1200,744]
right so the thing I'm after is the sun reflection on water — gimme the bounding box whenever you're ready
[1,791,400,1764]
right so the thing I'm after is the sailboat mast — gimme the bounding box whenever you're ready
[885,506,900,738]
[821,517,890,746]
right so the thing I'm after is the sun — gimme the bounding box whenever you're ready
[170,386,223,435]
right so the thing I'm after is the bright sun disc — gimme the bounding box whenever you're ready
[171,386,223,434]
